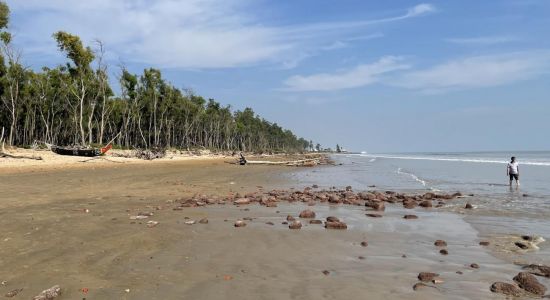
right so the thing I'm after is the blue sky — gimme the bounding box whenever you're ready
[5,0,550,152]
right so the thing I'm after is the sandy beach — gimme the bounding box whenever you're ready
[0,154,549,299]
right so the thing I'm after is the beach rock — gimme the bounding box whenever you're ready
[326,216,340,222]
[346,185,353,191]
[470,263,479,269]
[233,198,250,205]
[299,209,316,218]
[32,285,61,300]
[147,221,159,227]
[479,241,490,246]
[513,272,547,296]
[522,264,550,277]
[434,240,447,247]
[322,270,330,275]
[403,201,417,209]
[312,184,319,188]
[266,202,277,207]
[419,200,432,208]
[5,288,22,298]
[366,213,382,218]
[515,242,529,250]
[440,249,448,255]
[138,211,154,217]
[234,220,247,227]
[465,203,473,209]
[358,256,365,260]
[490,282,522,297]
[328,194,341,203]
[404,215,418,219]
[198,218,209,224]
[282,221,288,225]
[423,192,435,200]
[325,221,347,229]
[360,241,368,247]
[289,220,302,229]
[418,272,439,282]
[413,282,436,291]
[309,219,322,224]
[371,202,385,211]
[286,215,295,221]
[265,221,274,225]
[456,271,463,275]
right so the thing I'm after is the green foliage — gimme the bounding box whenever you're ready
[0,1,9,29]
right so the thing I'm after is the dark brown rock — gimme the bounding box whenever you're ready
[265,221,274,225]
[403,201,417,209]
[358,256,365,260]
[470,263,479,269]
[326,216,340,222]
[371,202,385,211]
[366,213,382,218]
[434,240,447,247]
[465,203,473,209]
[289,220,302,229]
[440,249,448,255]
[360,241,368,247]
[418,272,439,282]
[198,218,209,224]
[325,221,347,229]
[322,270,330,275]
[522,264,550,277]
[490,282,522,297]
[515,242,529,249]
[233,198,250,205]
[309,219,322,224]
[299,209,316,218]
[404,215,418,219]
[345,185,353,191]
[419,200,432,208]
[413,282,436,291]
[479,241,490,246]
[513,272,547,296]
[286,215,295,221]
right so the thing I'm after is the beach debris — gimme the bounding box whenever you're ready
[403,214,418,219]
[80,287,89,294]
[299,209,316,218]
[5,288,23,298]
[470,263,479,269]
[138,211,154,217]
[223,275,233,281]
[129,215,148,220]
[418,272,439,282]
[490,282,522,297]
[233,198,250,205]
[434,240,447,247]
[465,203,473,209]
[513,272,547,296]
[432,279,444,284]
[479,241,490,246]
[322,270,330,276]
[366,213,382,218]
[515,242,529,249]
[125,289,130,293]
[309,219,322,224]
[360,241,368,247]
[184,220,196,225]
[234,220,247,227]
[439,249,448,255]
[522,264,550,277]
[456,271,463,275]
[32,285,61,300]
[147,221,159,228]
[199,218,209,224]
[289,220,302,229]
[265,221,274,225]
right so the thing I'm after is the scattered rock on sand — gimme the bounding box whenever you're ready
[490,282,522,297]
[515,242,529,250]
[358,256,365,260]
[198,218,209,224]
[233,198,250,205]
[479,241,490,246]
[325,221,347,229]
[513,272,547,296]
[326,216,340,222]
[419,200,432,208]
[32,285,61,300]
[147,221,159,227]
[5,288,23,298]
[309,219,322,224]
[413,282,437,291]
[434,240,447,247]
[184,220,195,225]
[404,215,418,219]
[522,264,550,277]
[465,203,473,209]
[470,263,479,269]
[299,209,316,218]
[286,215,296,221]
[418,272,439,282]
[322,270,330,275]
[439,249,448,255]
[366,213,382,218]
[403,200,417,209]
[234,220,247,227]
[360,241,368,247]
[265,221,274,225]
[289,220,302,229]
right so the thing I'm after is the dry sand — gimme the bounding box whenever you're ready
[0,155,548,299]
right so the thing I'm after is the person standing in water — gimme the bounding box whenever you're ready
[507,156,520,187]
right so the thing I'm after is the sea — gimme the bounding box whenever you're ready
[288,151,550,250]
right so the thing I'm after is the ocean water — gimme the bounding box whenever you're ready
[287,151,550,219]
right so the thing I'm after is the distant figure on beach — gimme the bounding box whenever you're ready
[507,156,520,187]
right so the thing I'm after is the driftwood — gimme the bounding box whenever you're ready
[0,127,43,160]
[226,157,320,167]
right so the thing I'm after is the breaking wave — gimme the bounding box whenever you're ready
[360,154,550,166]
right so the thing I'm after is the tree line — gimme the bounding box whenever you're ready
[0,2,312,153]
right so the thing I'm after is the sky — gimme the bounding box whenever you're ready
[5,0,550,153]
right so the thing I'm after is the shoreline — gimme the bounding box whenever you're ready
[1,155,549,299]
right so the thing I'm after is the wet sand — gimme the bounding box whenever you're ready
[0,159,548,299]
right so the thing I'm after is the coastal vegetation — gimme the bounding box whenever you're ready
[0,2,310,153]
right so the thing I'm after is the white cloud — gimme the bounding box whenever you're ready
[5,1,435,69]
[282,56,410,91]
[445,36,518,45]
[391,51,550,92]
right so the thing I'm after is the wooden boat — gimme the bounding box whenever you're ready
[50,143,113,157]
